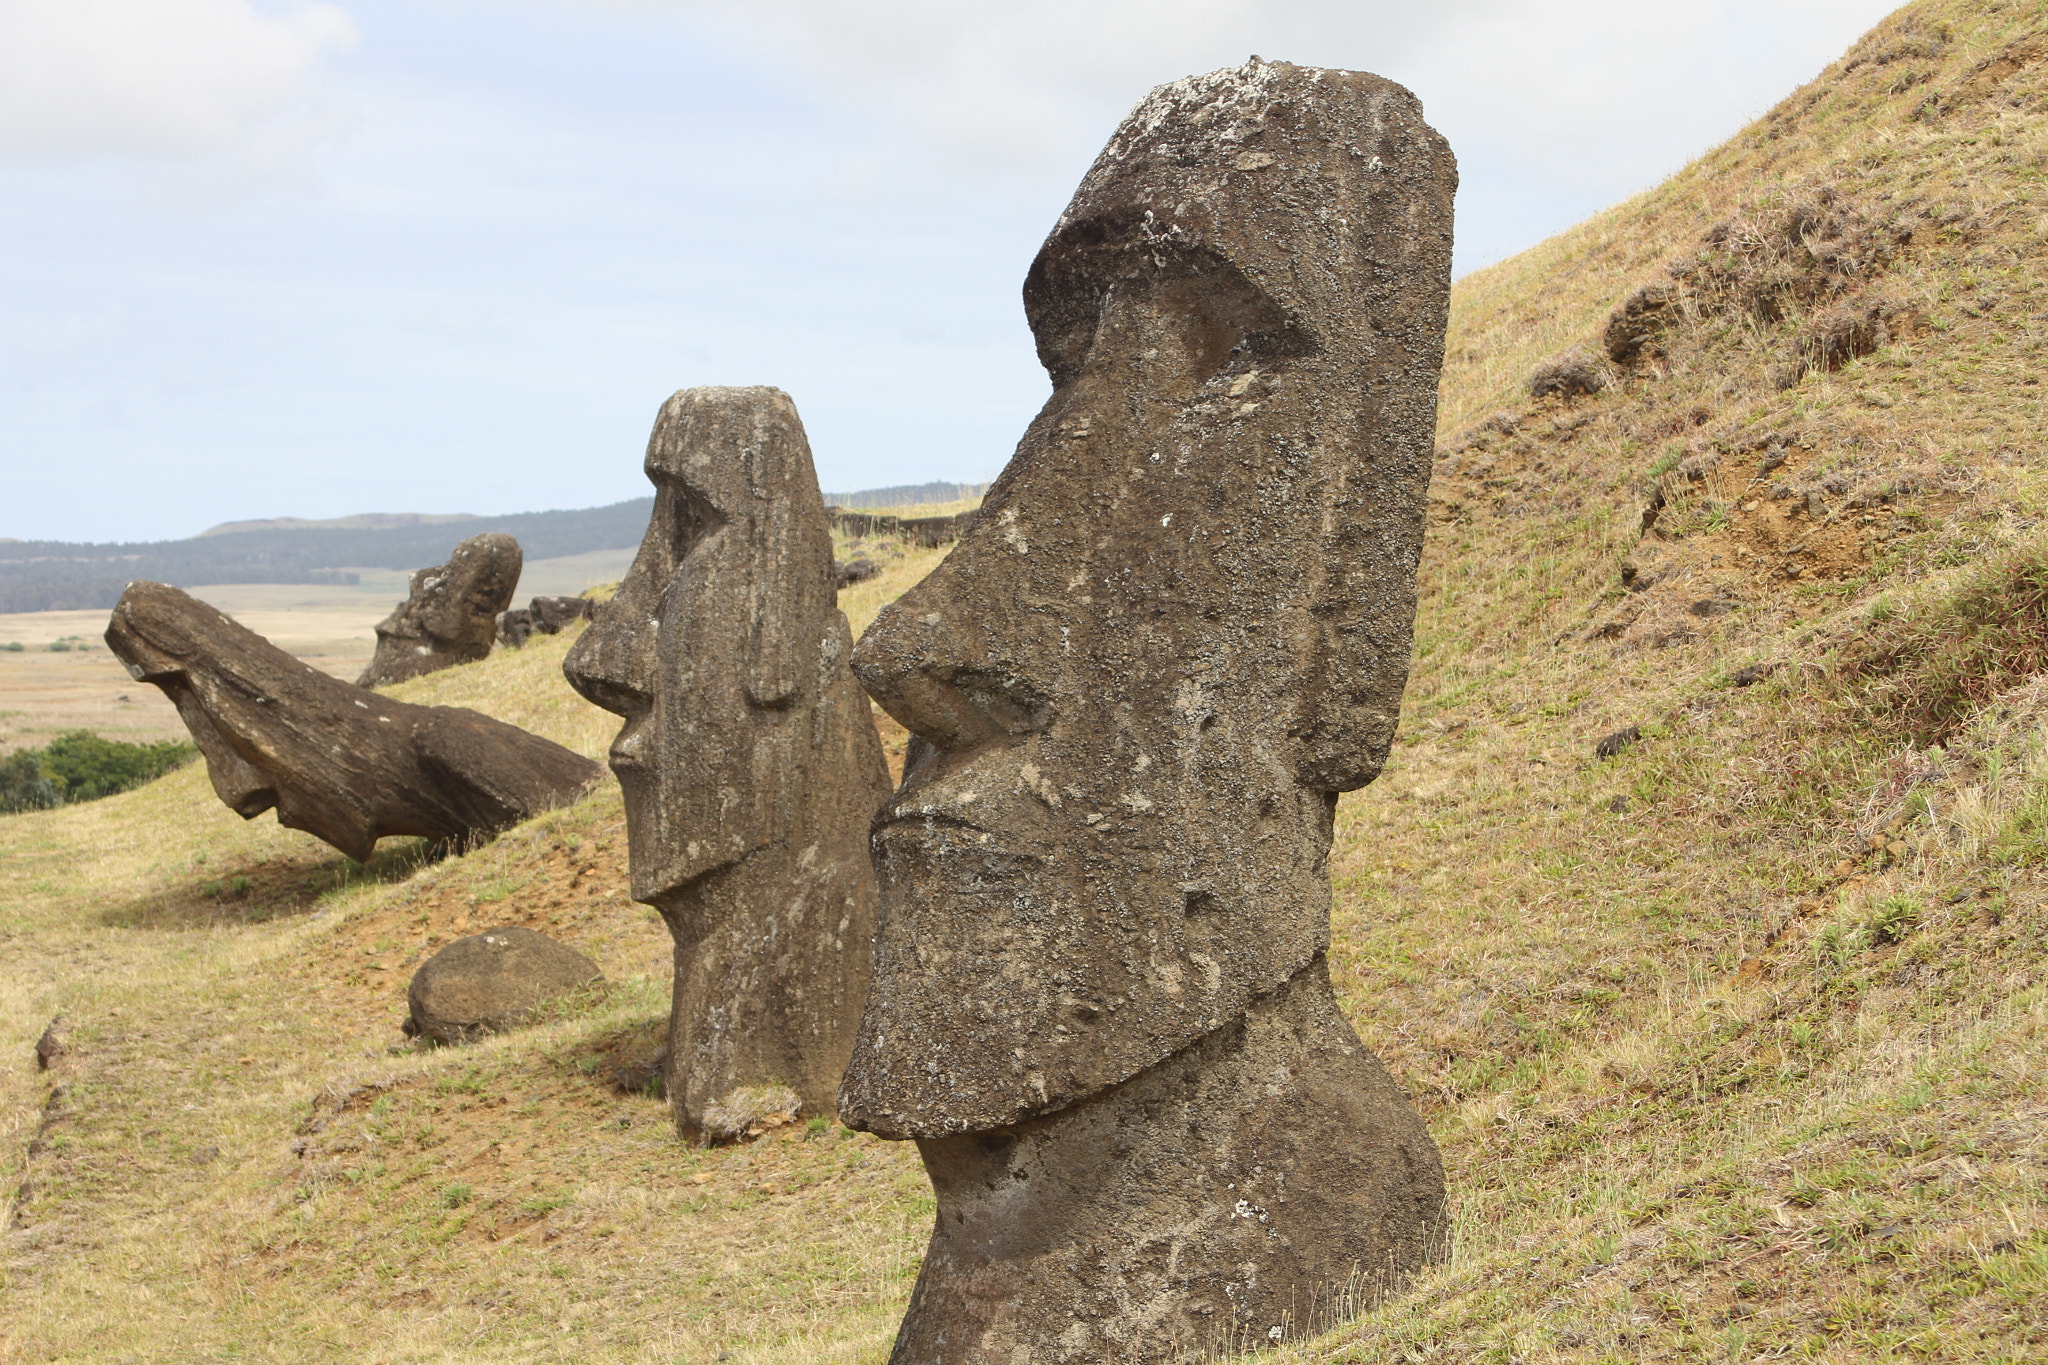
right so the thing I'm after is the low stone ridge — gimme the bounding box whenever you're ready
[839,58,1456,1360]
[565,385,893,1145]
[825,508,978,546]
[358,532,523,687]
[106,581,604,862]
[402,926,603,1043]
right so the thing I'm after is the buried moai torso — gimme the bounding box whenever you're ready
[840,59,1458,1361]
[358,532,523,688]
[563,386,892,1141]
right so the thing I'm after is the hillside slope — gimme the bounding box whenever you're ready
[4,3,2048,1361]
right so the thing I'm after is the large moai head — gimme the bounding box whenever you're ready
[563,386,846,909]
[840,59,1457,1138]
[562,386,891,1135]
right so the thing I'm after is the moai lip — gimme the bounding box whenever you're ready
[359,532,522,688]
[562,386,893,1142]
[839,58,1458,1361]
[106,581,602,863]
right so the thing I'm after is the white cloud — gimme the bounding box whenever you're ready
[0,0,357,158]
[636,0,1896,185]
[666,0,1504,166]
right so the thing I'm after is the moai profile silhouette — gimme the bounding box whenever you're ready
[839,59,1459,1361]
[563,387,892,1141]
[358,532,523,688]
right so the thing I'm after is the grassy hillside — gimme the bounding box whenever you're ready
[6,1,2048,1360]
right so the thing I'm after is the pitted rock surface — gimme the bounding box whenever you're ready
[107,581,603,862]
[844,57,1457,1137]
[839,58,1456,1360]
[359,533,522,687]
[404,926,603,1043]
[564,386,892,1142]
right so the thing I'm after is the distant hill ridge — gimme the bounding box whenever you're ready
[195,512,481,538]
[4,481,993,613]
[0,500,655,614]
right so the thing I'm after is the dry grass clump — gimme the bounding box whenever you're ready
[1837,539,2048,745]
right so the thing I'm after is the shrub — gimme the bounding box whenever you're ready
[0,749,61,813]
[0,731,198,813]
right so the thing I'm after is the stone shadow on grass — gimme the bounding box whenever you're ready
[99,838,438,931]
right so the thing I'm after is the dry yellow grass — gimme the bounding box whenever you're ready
[9,2,2048,1358]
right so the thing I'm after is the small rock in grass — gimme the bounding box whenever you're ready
[1595,726,1642,759]
[34,1016,65,1070]
[403,926,603,1044]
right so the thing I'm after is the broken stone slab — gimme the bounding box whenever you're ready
[834,556,879,589]
[840,58,1456,1360]
[358,532,523,688]
[107,581,604,863]
[564,386,893,1144]
[403,926,603,1043]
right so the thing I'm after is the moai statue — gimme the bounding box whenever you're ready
[359,532,523,687]
[839,60,1458,1361]
[563,387,893,1142]
[106,581,602,861]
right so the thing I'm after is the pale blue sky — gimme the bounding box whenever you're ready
[1,0,1900,543]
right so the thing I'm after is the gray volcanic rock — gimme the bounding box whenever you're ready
[840,58,1456,1359]
[404,927,602,1043]
[495,607,534,649]
[563,386,892,1143]
[527,595,592,633]
[358,533,522,687]
[107,581,603,862]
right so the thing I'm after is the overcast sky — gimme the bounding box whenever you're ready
[1,0,1901,544]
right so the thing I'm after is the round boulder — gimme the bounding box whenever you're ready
[404,927,603,1043]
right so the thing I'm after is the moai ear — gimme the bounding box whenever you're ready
[740,392,832,710]
[743,472,807,709]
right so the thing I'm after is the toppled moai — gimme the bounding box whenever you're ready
[563,387,892,1143]
[107,581,602,862]
[839,59,1458,1361]
[358,532,522,687]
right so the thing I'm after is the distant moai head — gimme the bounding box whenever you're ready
[563,386,842,908]
[841,58,1457,1138]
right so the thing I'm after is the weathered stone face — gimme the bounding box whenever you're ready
[841,59,1458,1139]
[106,581,603,863]
[562,386,893,1137]
[358,532,523,688]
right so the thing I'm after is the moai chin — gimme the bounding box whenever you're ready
[839,59,1458,1361]
[563,386,892,1142]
